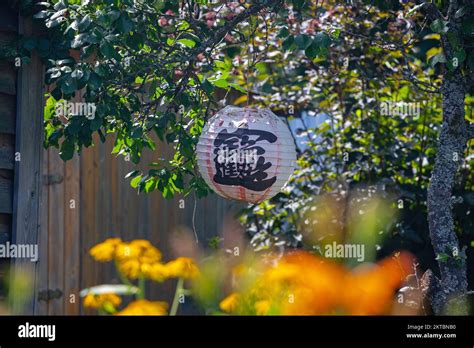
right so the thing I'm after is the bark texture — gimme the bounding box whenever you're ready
[424,72,469,315]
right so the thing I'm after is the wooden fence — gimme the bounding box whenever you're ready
[38,135,239,315]
[0,4,17,299]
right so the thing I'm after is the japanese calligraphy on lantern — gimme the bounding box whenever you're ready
[197,106,297,203]
[213,128,278,191]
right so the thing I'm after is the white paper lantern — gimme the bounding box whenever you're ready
[197,106,297,203]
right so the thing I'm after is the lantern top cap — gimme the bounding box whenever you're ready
[219,105,275,114]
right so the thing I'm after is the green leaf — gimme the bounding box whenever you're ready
[71,33,90,48]
[178,38,196,48]
[291,0,304,10]
[282,35,295,51]
[430,19,448,34]
[407,4,423,16]
[210,78,228,88]
[59,138,74,161]
[277,27,290,39]
[78,14,92,31]
[117,16,134,33]
[295,34,312,49]
[130,175,143,188]
[100,42,120,60]
[229,83,246,94]
[305,42,319,59]
[314,32,331,49]
[125,170,140,179]
[201,79,214,95]
[33,10,49,19]
[455,6,466,19]
[61,77,78,94]
[430,53,446,67]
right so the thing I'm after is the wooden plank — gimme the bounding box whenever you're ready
[79,142,98,314]
[96,137,110,287]
[0,61,17,95]
[0,93,16,134]
[63,154,80,315]
[0,5,18,33]
[35,148,49,315]
[0,32,16,47]
[0,213,11,244]
[47,148,64,315]
[0,169,13,214]
[0,134,14,170]
[10,15,44,314]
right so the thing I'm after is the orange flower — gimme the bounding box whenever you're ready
[276,252,346,315]
[342,252,414,315]
[116,300,168,316]
[219,251,414,315]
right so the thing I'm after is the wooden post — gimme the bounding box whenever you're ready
[10,14,44,315]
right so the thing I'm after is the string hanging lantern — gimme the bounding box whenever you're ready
[197,106,297,203]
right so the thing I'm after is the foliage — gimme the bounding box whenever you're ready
[236,1,473,278]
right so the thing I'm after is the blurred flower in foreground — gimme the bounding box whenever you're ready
[89,238,122,262]
[165,257,200,279]
[84,238,200,315]
[83,293,122,312]
[219,250,415,315]
[116,300,168,316]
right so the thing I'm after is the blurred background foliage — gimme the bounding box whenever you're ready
[232,1,474,287]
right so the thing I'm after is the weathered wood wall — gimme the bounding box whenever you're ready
[0,3,18,300]
[38,134,239,315]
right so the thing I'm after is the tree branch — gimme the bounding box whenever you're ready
[419,2,444,21]
[144,0,284,109]
[469,123,474,139]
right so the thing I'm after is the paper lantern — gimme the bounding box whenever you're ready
[197,106,297,203]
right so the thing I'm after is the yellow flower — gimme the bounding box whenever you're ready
[165,257,200,279]
[116,300,168,316]
[118,259,141,279]
[141,262,169,282]
[83,293,122,310]
[255,300,271,315]
[219,293,241,313]
[89,238,122,262]
[114,239,163,279]
[115,243,142,260]
[115,240,162,263]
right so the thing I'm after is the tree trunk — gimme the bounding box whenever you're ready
[424,71,469,314]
